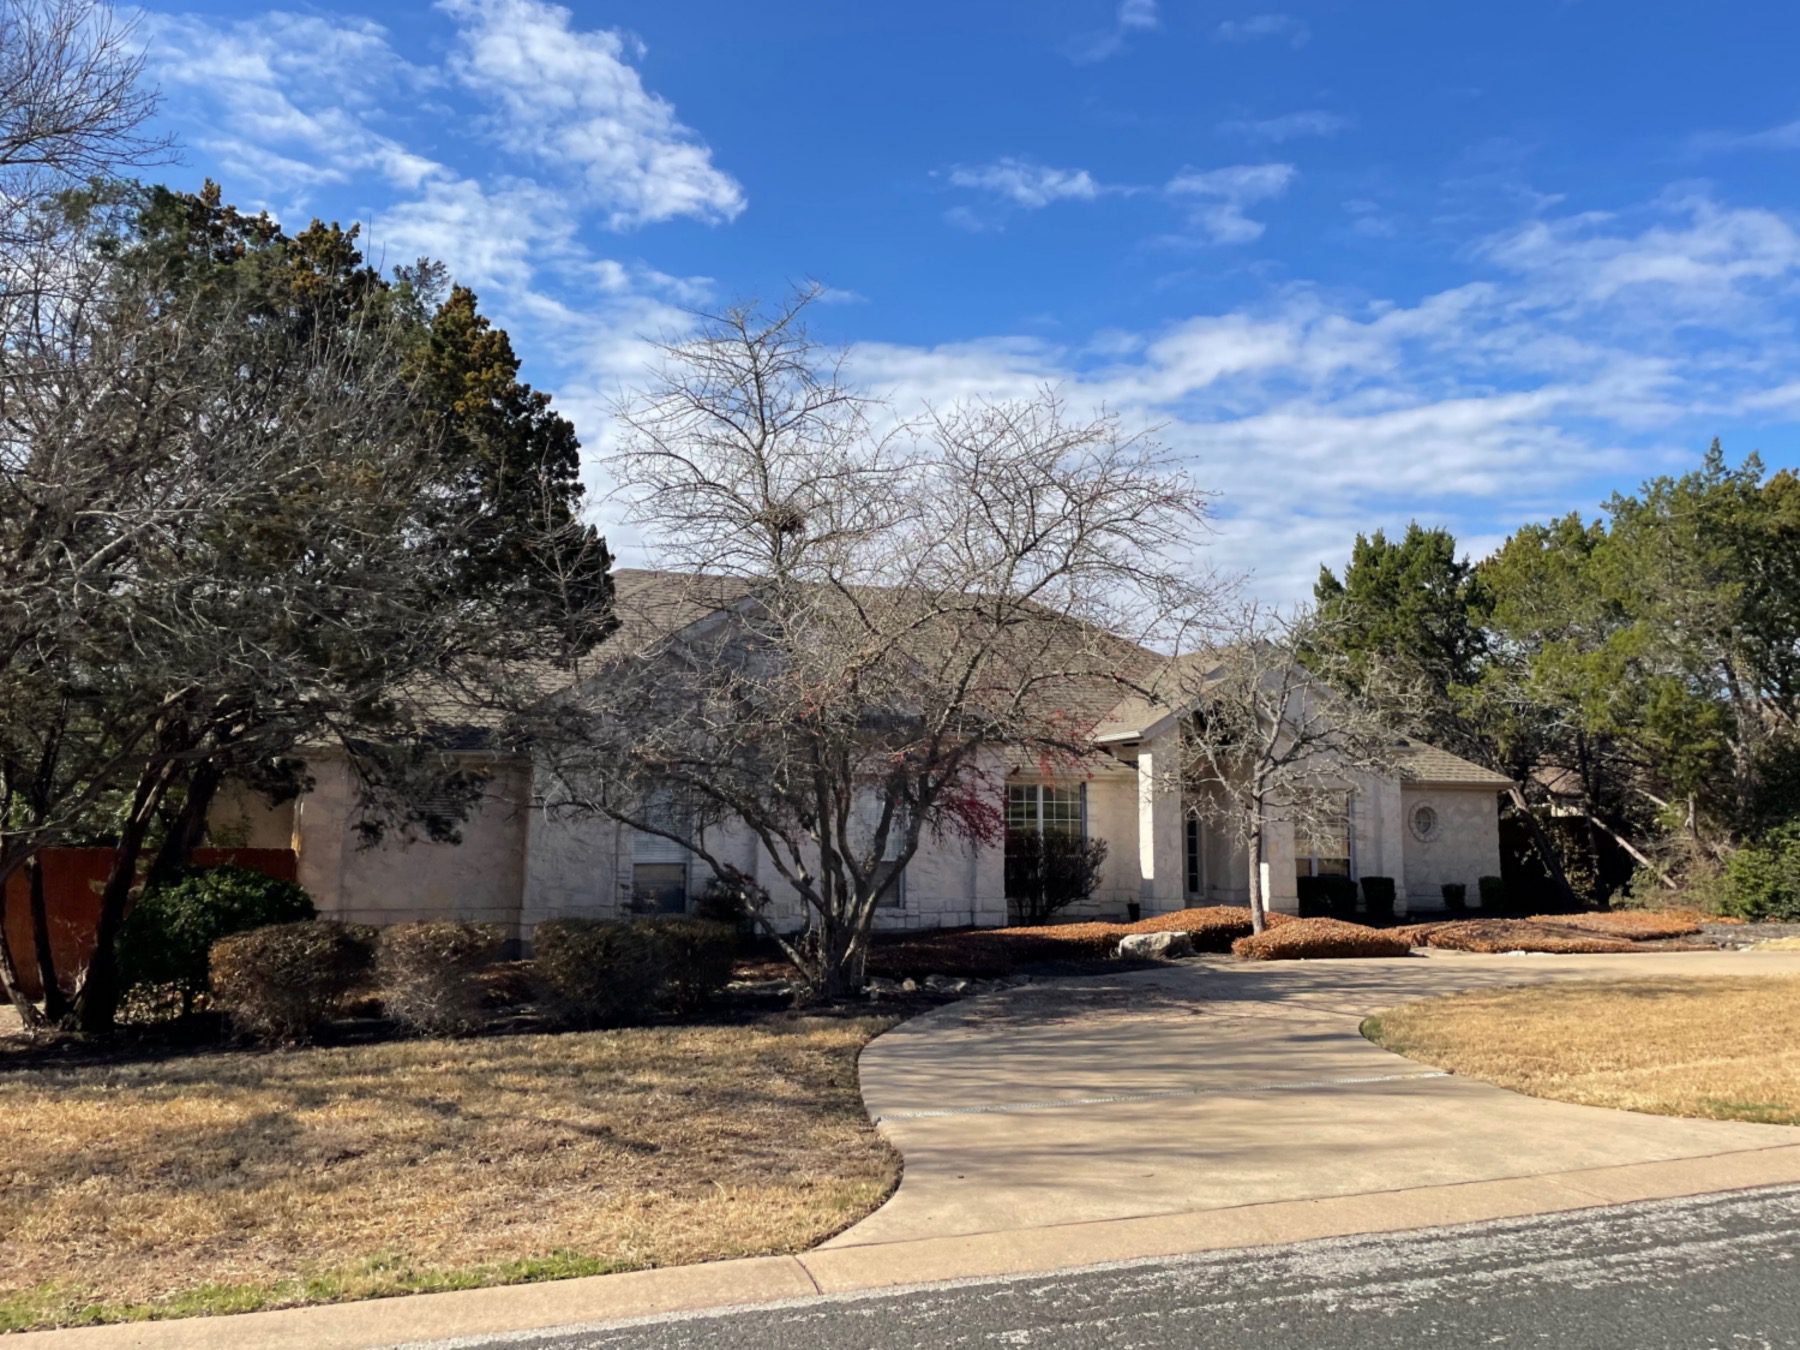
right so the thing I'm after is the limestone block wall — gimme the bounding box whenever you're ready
[294,756,531,939]
[207,783,296,851]
[1399,785,1503,910]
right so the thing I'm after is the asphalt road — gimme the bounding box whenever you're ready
[428,1184,1800,1350]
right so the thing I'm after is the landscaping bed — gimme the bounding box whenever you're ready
[1234,917,1412,961]
[0,1014,897,1331]
[867,906,1295,978]
[1390,911,1717,955]
[1364,976,1800,1125]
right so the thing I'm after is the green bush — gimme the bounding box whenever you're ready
[532,918,665,1027]
[1722,823,1800,921]
[533,917,741,1025]
[1478,875,1507,909]
[377,921,505,1035]
[210,920,374,1042]
[120,867,315,1013]
[1441,882,1468,910]
[649,917,738,1012]
[1360,876,1397,920]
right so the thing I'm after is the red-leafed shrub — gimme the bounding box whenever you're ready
[1232,918,1412,961]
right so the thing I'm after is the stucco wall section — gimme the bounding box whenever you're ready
[1399,785,1503,909]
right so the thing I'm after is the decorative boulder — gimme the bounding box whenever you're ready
[1116,931,1196,961]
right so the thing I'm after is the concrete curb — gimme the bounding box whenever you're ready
[16,1144,1800,1349]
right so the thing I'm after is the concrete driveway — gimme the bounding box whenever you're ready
[830,947,1800,1248]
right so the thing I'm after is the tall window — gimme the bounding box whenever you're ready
[1006,783,1086,839]
[631,790,690,913]
[1295,794,1353,880]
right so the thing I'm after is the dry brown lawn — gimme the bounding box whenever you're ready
[1365,977,1800,1126]
[0,1017,896,1330]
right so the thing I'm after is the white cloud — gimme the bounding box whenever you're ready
[1214,14,1310,47]
[1481,194,1800,314]
[948,158,1103,208]
[437,0,745,230]
[1067,0,1160,63]
[1118,0,1160,31]
[1165,163,1296,243]
[1688,117,1800,155]
[142,11,447,203]
[842,189,1800,600]
[1219,110,1352,143]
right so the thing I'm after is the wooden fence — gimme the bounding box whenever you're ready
[2,848,299,999]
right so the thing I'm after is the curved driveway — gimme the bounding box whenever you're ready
[830,948,1800,1249]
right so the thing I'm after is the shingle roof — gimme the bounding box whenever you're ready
[1396,741,1515,788]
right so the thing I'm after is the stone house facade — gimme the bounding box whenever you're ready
[212,570,1511,942]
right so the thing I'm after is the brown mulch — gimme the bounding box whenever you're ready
[867,906,1295,978]
[1232,917,1413,961]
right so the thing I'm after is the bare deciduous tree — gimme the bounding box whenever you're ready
[538,290,1216,998]
[0,0,167,255]
[1175,603,1418,933]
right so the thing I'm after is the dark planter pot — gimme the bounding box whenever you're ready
[1324,876,1360,921]
[1360,876,1397,922]
[1296,875,1330,919]
[1126,901,1142,923]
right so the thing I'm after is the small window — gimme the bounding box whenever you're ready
[1296,794,1354,881]
[1410,803,1440,841]
[1185,815,1202,895]
[631,862,688,913]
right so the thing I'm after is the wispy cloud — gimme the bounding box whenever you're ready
[1066,0,1160,64]
[438,0,745,230]
[1219,110,1352,143]
[1165,163,1296,243]
[1687,116,1800,155]
[1213,13,1310,48]
[948,158,1103,208]
[851,191,1800,596]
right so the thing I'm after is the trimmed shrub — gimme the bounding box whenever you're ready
[533,918,665,1027]
[1478,875,1507,909]
[1295,875,1331,918]
[1233,918,1411,961]
[1722,823,1800,922]
[210,920,375,1042]
[1418,920,1637,955]
[1442,882,1467,910]
[120,867,316,1014]
[1523,910,1705,940]
[377,921,505,1035]
[650,917,738,1012]
[1360,876,1397,920]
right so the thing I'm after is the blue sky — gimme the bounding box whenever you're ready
[135,0,1800,598]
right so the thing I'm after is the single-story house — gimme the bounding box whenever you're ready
[209,569,1512,941]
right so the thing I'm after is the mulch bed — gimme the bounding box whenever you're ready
[866,906,1295,978]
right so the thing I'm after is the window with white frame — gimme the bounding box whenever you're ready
[1005,782,1086,839]
[1294,793,1354,881]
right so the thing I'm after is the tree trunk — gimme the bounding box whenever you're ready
[69,757,182,1033]
[25,855,67,1023]
[144,760,223,892]
[1246,824,1267,934]
[1504,785,1577,909]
